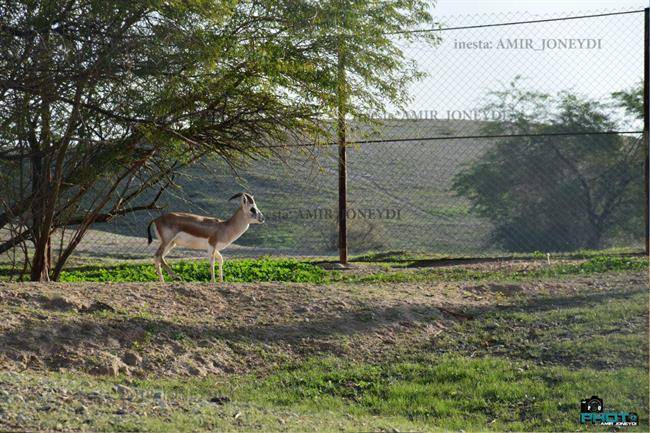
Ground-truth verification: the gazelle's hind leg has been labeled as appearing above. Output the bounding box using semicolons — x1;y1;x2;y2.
154;243;167;283
152;223;173;283
160;240;179;280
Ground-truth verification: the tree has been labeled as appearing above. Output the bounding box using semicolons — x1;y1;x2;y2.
453;80;643;252
0;0;438;280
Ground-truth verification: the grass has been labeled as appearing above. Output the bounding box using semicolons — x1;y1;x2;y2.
337;255;648;284
2;281;647;432
432;283;648;371
1;251;647;431
53;254;648;283
248;356;646;432
350;246;642;263
2;356;646;432
58;257;326;283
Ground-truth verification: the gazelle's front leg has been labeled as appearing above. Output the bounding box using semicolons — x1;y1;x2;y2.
210;248;223;284
208;248;224;285
209;246;217;284
215;251;224;284
208;237;224;285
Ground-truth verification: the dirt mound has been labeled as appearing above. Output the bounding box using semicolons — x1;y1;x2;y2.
0;274;641;377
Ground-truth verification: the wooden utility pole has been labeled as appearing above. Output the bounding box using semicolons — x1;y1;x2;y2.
337;29;348;265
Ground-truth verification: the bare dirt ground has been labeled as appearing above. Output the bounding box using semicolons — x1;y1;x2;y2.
0;267;645;379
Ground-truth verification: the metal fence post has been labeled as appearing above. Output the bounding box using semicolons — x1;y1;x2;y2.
643;8;650;255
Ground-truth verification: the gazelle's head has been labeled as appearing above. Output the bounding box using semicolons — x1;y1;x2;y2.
229;192;265;224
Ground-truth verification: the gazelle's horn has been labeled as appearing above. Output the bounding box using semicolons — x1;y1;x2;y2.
229;192;254;203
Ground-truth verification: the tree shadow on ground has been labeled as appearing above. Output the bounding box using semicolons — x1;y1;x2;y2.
0;283;646;373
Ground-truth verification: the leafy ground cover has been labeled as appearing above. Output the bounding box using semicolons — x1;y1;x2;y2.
52;254;647;284
57;258;327;283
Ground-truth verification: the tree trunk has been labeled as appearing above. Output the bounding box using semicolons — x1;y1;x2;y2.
584;222;603;250
30;236;51;281
29;135;52;282
30;31;53;282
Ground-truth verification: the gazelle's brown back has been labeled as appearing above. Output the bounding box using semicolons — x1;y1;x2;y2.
155;212;223;240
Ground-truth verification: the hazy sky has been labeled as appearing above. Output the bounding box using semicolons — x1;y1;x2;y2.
393;0;645;128
434;0;645;15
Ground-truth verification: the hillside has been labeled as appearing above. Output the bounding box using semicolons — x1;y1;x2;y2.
70;118;644;262
82;119;495;260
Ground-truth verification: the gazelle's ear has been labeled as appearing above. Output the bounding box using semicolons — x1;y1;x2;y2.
228;192;243;201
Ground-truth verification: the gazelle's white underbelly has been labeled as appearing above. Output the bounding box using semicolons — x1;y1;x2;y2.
173;233;210;250
172;232;230;251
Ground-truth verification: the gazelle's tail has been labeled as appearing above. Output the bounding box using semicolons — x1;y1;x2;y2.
147;221;154;245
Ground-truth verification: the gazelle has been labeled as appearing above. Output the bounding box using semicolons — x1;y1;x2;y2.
147;192;265;284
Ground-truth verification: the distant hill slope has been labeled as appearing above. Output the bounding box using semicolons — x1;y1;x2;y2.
92;119;495;257
83;119;643;259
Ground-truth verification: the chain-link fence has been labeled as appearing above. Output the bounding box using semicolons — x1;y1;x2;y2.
6;7;646;264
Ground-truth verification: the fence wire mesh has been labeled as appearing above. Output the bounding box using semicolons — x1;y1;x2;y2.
2;7;646;266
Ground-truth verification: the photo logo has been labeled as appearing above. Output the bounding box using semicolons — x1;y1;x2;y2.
579;396;638;426
580;395;603;413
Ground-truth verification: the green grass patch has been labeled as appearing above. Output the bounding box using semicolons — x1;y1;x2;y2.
433;285;648;371
336;255;648;284
59;257;326;283
249;355;647;432
3;355;646;432
349;247;643;264
52;254;647;283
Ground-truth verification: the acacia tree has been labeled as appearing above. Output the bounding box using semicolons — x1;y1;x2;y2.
453;80;643;252
0;0;437;280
